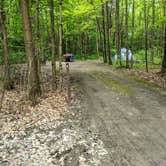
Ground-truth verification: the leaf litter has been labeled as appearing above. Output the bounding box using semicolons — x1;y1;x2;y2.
0;64;109;166
122;68;166;88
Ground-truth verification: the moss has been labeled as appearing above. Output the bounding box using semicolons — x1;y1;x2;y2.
131;76;166;94
132;76;160;88
0;76;14;90
0;77;4;87
117;70;163;89
90;71;134;96
112;69;166;94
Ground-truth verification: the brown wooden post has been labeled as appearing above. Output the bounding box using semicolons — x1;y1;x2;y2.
66;62;71;104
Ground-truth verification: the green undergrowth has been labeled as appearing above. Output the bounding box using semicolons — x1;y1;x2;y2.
113;61;161;70
75;54;102;60
90;71;134;96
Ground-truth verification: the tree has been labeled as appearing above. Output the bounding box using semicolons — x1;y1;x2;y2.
161;0;166;74
0;0;12;90
96;22;99;58
102;2;107;63
144;0;149;72
105;1;112;65
59;0;63;89
116;0;122;66
125;0;129;68
50;0;57;89
34;0;41;78
131;0;135;68
19;0;41;103
161;27;166;74
150;0;155;64
0;0;165;75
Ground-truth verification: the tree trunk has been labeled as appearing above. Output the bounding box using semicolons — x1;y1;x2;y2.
65;38;68;53
80;34;83;58
106;1;112;65
96;17;103;57
150;0;155;64
144;0;149;72
116;0;122;66
59;0;63;89
161;27;166;74
121;0;125;49
102;2;107;63
20;0;41;103
84;32;88;59
125;0;129;68
0;1;12;90
35;0;41;81
131;0;135;68
50;0;57;89
161;1;166;74
96;22;99;58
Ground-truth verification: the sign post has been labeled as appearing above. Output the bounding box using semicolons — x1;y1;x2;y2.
66;62;71;104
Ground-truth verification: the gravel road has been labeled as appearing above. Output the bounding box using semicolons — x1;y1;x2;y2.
70;60;166;166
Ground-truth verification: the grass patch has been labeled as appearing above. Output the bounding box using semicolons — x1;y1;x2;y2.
130;75;161;88
0;77;4;88
131;75;166;95
112;60;161;70
90;71;134;95
75;54;103;61
112;69;166;95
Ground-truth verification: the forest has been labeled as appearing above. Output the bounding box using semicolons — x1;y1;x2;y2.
0;0;166;94
0;0;166;165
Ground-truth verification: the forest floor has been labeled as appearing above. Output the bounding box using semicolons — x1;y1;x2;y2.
0;61;166;166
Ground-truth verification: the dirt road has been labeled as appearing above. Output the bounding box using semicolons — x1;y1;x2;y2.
70;61;166;166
